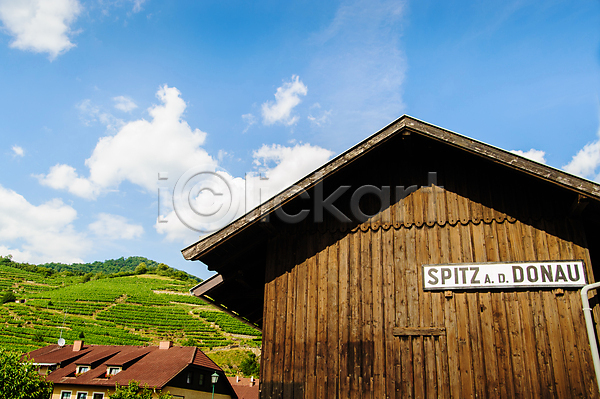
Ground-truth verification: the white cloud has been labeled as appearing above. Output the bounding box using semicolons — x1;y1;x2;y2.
217;150;228;162
38;85;215;199
563;140;600;179
11;145;24;157
0;246;33;263
77;99;99;124
89;213;143;239
0;0;81;60
37;164;100;199
154;142;333;243
563;119;600;181
261;75;308;126
35;84;333;243
155;209;201;244
77;99;124;131
94;0;147;18
308;107;332;127
132;0;146;13
242;113;256;133
113;96;138;112
510;149;546;164
0;184;90;263
154;167;245;244
248;143;334;207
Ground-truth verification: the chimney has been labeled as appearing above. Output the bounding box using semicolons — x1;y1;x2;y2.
236;376;240;383
159;341;173;350
250;376;255;386
73;340;83;352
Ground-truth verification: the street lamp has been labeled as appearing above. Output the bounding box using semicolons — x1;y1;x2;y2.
211;372;219;399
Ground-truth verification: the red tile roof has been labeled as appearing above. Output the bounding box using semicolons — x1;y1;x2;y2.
227;377;259;399
104;347;151;366
192;349;221;370
28;344;91;364
29;344;223;389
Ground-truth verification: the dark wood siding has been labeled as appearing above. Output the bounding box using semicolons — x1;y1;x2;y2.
183;119;600;399
260;180;599;398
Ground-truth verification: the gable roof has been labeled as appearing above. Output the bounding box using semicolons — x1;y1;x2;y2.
28;344;223;389
183;115;600;262
183;115;600;327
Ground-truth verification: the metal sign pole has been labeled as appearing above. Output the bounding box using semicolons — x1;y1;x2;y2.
581;282;600;394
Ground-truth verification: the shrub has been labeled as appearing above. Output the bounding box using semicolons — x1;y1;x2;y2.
1;291;15;304
239;353;260;378
108;381;172;399
0;349;53;399
135;263;147;275
157;263;169;271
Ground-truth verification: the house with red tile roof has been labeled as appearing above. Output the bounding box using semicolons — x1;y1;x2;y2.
226;376;258;399
28;341;237;399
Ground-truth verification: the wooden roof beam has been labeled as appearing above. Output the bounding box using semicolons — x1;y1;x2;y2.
570;194;589;217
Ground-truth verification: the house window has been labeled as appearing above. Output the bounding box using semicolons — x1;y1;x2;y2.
198;373;204;386
92;393;104;399
60;392;72;399
107;366;121;376
76;365;90;374
186;372;192;384
76;392;88;399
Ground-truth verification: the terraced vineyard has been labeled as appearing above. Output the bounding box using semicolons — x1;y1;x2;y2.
0;264;261;354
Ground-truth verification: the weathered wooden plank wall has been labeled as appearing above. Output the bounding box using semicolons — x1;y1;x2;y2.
260;181;599;398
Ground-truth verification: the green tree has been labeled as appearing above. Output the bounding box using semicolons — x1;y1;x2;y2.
157;263;169;271
173;270;188;281
35;266;54;277
135;262;147;275
0;349;53;399
81;272;94;283
108;381;172;399
239;352;260;378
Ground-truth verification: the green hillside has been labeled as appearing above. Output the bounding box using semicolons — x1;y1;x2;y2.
3;255;200;282
0;263;261;364
39;256;162;275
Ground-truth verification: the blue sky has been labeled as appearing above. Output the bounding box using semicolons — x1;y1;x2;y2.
0;0;598;280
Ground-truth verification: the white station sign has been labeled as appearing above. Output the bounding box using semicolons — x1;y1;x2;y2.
423;260;586;291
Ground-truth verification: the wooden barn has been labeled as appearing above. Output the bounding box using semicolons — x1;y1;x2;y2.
184;116;600;398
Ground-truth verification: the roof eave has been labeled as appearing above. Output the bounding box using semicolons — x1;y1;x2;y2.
189;273;223;296
189;282;263;332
